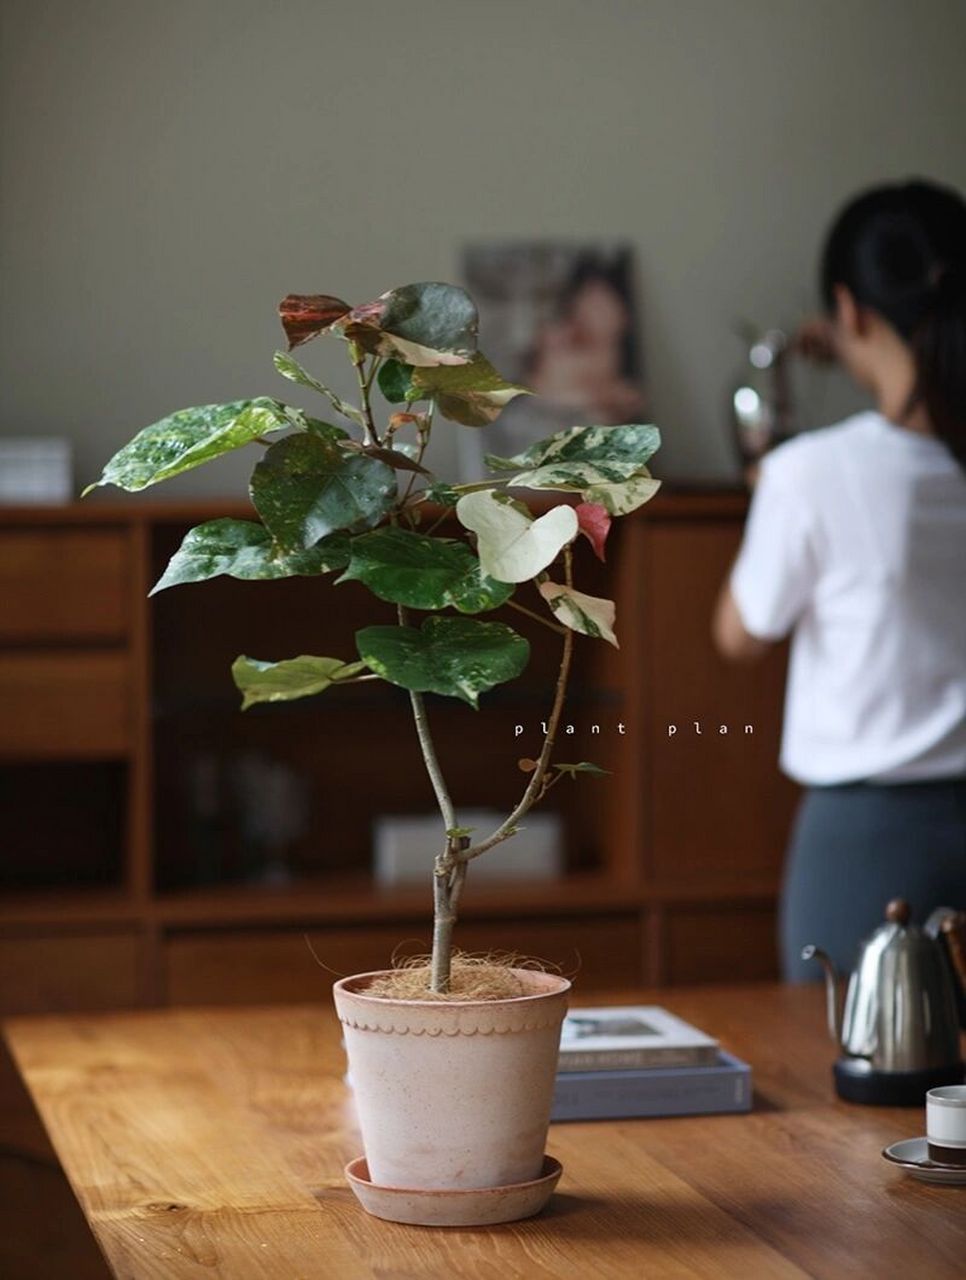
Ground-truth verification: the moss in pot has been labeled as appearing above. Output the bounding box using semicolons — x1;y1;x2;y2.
86;282;662;1223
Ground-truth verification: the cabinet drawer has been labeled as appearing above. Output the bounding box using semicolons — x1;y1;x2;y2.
0;931;141;1015
0;651;131;757
164;915;643;1005
0;529;129;642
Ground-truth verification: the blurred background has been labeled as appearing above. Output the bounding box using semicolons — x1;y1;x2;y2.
1;2;965;1273
4;0;965;490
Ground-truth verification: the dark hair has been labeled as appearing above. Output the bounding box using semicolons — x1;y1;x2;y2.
820;179;966;469
559;248;642;378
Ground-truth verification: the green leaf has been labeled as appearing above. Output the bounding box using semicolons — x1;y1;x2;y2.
273;351;332;399
273;352;366;429
150;518;350;595
377;358;418;403
455;490;578;583
338;527;513;613
553;761;611;778
356;615;529;707
424;481;461;507
250;433;397;551
538;581;618;647
410;353;531;426
232;654;366;710
335;282;479;367
339;441;431;475
84;399;291;494
304;420;350;443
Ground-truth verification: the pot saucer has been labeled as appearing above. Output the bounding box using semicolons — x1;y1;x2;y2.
882;1137;966;1185
344;1154;563;1225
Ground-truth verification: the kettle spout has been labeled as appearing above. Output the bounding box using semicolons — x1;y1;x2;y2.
801;945;844;1044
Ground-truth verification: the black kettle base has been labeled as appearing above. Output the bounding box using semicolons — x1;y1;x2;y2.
833;1058;966;1106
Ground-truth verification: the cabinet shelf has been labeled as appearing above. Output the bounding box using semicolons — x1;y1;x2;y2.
153;870;640;928
1;493;798;1011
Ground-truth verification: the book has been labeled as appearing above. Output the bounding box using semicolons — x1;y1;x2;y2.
557;1005;719;1073
550;1051;752;1123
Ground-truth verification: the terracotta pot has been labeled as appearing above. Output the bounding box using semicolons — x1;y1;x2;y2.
333;968;571;1192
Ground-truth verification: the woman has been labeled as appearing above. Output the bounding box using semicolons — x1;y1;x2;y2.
713;179;966;980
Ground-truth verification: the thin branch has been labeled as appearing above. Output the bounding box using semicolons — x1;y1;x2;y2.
506;599;568;636
399;399;433;507
352;351;381;448
397;603;456;833
457;547;576;865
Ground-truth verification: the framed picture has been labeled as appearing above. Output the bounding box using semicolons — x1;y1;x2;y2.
458;241;646;478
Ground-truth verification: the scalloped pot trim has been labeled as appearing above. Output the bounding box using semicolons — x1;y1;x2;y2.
338;1015;562;1035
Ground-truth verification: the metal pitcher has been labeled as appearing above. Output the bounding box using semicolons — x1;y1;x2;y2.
802;899;966;1105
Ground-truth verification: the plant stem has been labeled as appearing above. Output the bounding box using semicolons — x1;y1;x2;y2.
353;351;381;448
400;399;433;507
506;599;568;636
457;547;575;866
397;602;462;993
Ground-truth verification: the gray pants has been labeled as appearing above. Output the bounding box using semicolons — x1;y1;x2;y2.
779;778;966;982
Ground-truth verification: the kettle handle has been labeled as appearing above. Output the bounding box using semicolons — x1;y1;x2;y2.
940;912;966;994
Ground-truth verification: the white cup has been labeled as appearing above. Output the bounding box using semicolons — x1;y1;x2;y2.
926;1084;966;1166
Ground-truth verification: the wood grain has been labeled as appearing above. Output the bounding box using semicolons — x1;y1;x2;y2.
5;984;964;1279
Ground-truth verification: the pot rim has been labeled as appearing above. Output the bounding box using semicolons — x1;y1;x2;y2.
333;967;571;1008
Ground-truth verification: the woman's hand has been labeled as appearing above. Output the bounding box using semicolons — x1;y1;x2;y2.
793;314;838;364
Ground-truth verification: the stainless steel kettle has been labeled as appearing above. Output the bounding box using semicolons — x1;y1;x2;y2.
803;899;966;1105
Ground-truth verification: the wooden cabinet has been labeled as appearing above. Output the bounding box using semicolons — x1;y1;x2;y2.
0;931;141;1015
0;494;797;1011
0;651;131;758
0;528;129;643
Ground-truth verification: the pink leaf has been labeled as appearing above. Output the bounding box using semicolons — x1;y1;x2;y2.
575;502;611;562
279;294;352;349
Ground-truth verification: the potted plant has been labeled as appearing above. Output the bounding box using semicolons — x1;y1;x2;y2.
86;282;661;1225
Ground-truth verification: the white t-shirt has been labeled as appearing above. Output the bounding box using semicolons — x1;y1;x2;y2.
730;411;966;785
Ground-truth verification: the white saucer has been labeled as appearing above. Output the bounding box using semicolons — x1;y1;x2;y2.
882;1137;966;1185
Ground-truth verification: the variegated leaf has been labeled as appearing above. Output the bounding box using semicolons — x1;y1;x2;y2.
333;282;478;367
338;527;512;613
538;581;618;647
356;615;529;708
584;470;662;515
411;353;531;426
505;458;643;489
486;423;661;472
151;518;350;595
83;399;292;494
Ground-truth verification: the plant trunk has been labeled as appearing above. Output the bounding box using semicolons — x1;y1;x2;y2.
431;872;455;993
430;856;466;993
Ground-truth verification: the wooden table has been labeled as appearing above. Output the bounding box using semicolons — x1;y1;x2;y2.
4;984;964;1279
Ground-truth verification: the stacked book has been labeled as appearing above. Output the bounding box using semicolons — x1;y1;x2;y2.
551;1005;752;1122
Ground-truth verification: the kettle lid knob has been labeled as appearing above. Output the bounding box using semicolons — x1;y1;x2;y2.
885;898;911;925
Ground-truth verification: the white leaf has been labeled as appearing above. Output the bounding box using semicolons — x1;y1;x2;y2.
456;492;578;583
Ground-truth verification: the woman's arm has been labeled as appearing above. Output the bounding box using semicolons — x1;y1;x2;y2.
712;580;775;663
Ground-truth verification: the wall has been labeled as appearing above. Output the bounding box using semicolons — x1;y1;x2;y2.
2;0;965;494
